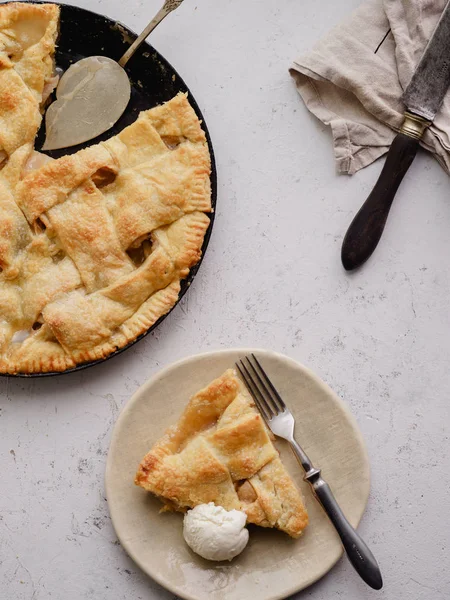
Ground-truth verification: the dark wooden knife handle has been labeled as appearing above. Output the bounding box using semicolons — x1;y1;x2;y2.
341;132;420;271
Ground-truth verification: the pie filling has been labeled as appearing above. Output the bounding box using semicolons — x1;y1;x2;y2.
135;370;309;539
0;4;212;374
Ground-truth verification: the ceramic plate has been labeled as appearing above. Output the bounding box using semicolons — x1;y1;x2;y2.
105;349;370;600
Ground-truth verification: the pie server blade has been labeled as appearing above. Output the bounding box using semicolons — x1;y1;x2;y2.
43;0;185;150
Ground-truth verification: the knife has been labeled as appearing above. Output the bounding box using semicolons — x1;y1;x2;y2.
341;1;450;270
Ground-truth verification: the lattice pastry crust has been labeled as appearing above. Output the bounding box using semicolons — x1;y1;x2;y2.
135;370;309;538
0;4;211;373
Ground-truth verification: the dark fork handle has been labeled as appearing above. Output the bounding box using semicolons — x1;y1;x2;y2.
341;112;430;270
290;437;383;589
309;475;383;590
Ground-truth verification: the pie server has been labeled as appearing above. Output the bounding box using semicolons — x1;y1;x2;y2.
43;0;185;150
341;0;450;270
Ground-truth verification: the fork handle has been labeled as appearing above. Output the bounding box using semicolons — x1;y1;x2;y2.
289;439;382;589
309;475;383;590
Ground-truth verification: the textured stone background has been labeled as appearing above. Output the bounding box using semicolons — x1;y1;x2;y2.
1;0;450;598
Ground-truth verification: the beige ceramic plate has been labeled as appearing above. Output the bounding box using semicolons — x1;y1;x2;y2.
105;349;370;600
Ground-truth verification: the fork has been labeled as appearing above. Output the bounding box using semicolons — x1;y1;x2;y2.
236;354;383;591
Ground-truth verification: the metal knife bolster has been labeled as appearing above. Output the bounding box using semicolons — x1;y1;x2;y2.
399;2;450;141
399;111;431;140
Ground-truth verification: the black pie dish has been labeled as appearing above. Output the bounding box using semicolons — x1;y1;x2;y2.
2;1;216;377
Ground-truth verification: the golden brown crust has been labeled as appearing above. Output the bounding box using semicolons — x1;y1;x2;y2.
0;2;58;274
16;145;120;224
42;213;209;354
0;64;211;371
0;3;59;153
0;0;211;374
135;370;309;538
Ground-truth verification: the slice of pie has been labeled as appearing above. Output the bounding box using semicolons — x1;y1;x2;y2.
135;369;309;538
0;4;211;374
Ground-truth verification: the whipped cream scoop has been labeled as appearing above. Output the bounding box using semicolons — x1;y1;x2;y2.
183;503;249;562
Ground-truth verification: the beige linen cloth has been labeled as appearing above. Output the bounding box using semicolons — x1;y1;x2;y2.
290;0;450;175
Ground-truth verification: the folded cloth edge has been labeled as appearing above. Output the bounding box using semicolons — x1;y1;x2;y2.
289;0;450;177
290;66;392;175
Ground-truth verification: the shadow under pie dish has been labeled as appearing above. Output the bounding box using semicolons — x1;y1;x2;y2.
0;3;212;375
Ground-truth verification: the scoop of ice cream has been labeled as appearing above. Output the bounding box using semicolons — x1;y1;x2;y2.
183;503;249;561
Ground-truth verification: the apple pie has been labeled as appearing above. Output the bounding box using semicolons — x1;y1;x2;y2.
135;369;309;538
0;4;211;374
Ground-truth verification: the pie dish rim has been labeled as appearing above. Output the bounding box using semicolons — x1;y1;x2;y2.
0;1;217;378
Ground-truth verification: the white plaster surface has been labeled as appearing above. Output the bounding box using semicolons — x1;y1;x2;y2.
1;1;450;598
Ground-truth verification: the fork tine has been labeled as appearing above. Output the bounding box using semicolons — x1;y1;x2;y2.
244;357;279;415
236;361;273;420
251;353;286;411
245;355;283;414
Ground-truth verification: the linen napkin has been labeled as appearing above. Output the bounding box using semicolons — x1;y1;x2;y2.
290;0;450;175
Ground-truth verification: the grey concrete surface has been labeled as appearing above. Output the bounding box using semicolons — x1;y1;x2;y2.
1;1;449;598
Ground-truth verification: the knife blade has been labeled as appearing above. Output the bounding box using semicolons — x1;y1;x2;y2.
341;1;450;270
404;4;450;121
